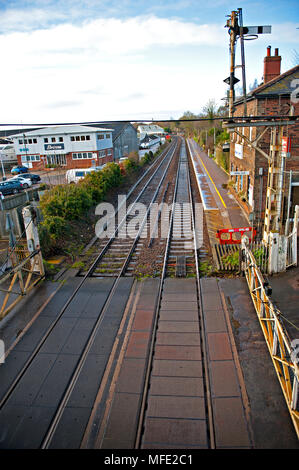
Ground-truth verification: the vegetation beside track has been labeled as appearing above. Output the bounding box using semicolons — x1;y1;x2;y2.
38;143;171;271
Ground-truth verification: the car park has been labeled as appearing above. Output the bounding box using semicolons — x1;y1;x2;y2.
17;173;41;184
0;179;24;195
11;165;29;175
10;175;33;188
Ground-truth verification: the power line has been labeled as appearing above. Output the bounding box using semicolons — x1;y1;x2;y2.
0;114;298;128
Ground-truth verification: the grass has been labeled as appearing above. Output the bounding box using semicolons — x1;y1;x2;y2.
199;261;214;276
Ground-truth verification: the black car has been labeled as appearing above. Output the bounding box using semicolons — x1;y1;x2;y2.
21;173;41;184
0;180;24;195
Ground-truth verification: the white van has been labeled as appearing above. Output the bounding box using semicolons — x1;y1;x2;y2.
66;168;95;184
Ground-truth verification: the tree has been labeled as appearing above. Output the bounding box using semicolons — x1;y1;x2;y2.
202;99;218;121
249;78;259;91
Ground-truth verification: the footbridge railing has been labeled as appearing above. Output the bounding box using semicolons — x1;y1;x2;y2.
241;238;299;439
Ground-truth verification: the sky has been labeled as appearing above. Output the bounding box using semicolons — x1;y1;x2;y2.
0;0;298;127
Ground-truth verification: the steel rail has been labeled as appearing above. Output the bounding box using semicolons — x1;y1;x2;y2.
186;143;216;449
134;138;215;448
87;140;179;275
81;139;177;256
0;139;178;412
134;138;182;448
40;134;180;448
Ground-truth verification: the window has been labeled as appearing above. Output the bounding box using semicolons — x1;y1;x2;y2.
19;139;23;144
81;135;85;141
59;137;63;142
44;138;48;143
106;134;111;139
86;135;90;140
73;152;93;160
46;154;66;166
24;139;27;144
33;138;37;144
76;136;80;141
98;134;104;140
28;139;32;144
99;150;105;158
107;149;112;156
51;137;56;143
71;136;75;141
21;155;40;162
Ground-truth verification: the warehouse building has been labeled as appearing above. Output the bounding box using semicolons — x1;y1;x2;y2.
10;125;114;170
88;121;138;160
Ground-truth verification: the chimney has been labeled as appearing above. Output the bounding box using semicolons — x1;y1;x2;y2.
263;46;281;84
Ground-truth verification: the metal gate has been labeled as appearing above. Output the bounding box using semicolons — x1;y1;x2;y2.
286;205;298;269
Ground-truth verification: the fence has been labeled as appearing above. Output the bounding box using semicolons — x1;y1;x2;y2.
215;241;269;273
241;239;299;439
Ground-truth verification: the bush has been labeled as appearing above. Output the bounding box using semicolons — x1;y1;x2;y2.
40;184;93;220
38;223;53;258
123;158;138;174
42;215;69;240
39;163;123;225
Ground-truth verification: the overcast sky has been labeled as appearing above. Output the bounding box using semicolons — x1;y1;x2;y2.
0;0;298;126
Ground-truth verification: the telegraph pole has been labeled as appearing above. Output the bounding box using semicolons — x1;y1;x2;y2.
226;10;238;117
238;7;247;116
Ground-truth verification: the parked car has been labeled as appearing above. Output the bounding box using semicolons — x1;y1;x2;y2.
10;175;33;188
0;179;24;195
17;173;41;184
11;165;29;175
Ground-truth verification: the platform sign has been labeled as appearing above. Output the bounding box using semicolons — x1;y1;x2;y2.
230;170;249;176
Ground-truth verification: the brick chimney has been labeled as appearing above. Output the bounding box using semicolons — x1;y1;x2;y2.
263;46;281;83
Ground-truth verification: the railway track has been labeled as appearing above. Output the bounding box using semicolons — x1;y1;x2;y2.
0;138;181;449
78;138;180;278
0;138;253;449
133;140;215;448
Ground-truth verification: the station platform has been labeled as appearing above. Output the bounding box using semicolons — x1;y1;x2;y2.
187;138;249;247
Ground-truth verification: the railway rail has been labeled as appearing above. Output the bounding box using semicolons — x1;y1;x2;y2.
0;138;181;449
134;140;215;448
0;138;256;449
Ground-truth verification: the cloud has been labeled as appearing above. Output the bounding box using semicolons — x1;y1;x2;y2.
0;11;298;124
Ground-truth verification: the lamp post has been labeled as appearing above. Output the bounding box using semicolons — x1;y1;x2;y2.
0;151;5;180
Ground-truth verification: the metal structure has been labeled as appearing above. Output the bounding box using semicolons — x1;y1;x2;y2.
241;237;299;438
224;8;271;117
0;208;44;319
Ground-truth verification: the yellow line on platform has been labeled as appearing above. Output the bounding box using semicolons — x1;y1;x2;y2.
192;141;227;209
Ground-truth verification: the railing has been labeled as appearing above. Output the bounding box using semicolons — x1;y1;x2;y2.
241;239;299;439
215;241;269;273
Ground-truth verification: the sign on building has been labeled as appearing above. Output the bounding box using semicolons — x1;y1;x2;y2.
235;143;243;159
44;143;65;152
281;137;291;158
230;170;249;176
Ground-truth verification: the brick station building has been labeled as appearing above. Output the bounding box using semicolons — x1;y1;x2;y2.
229;46;299;234
10;125;114;171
